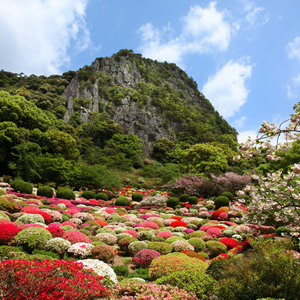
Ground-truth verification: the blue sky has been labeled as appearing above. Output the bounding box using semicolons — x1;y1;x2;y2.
1;0;300;143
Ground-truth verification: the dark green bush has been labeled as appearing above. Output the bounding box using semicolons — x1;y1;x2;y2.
166;197;179;209
95;192;108;201
208;240;300;300
188;196;198;205
37;186;54;198
214;196;230;209
31;249;59;259
179;193;190;202
14;181;33;194
81;190;96;199
147;242;172;255
132;193;144;202
10;178;24;190
131;268;150;281
0;196;20;213
115;196;130;206
56;187;75;200
113;265;130;277
155;270;218;300
41;198;50;205
221;191;233;200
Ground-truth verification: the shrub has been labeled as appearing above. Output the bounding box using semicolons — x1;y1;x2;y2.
110;281;197;299
31;249;60;259
14;181;33;194
137;230;155;241
0;259;109;299
95;192;108;200
0;196;20;213
37;186;54;198
112;265;130;277
128;241;148;256
0;211;10;221
188;196;198;205
220;238;239;250
0;223;20;244
188;237;206;252
118;236;138;252
132;192;144;202
214;196;230;209
181;250;206;261
166;196;179;208
81;190;96;200
133;249;161;268
165;236;186;244
179;193;190;202
221;191;234;200
115;196;130;206
95;233;117;245
169;220;187;228
14;227;52;252
67;242;94;258
17;213;45;224
155;270;218;300
46;226;64;238
45;237;71;258
149;253;208;280
0;245;23;258
56;187;75;200
205;240;227;258
147;242;172;255
171;240;194;252
63;230;92;244
208;241;300;300
187;231;206;238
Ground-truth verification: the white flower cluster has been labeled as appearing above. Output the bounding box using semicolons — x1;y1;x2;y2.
78;259;118;284
139;194;167;207
67;242;94;258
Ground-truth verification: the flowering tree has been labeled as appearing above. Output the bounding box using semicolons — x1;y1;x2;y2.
234;102;300;238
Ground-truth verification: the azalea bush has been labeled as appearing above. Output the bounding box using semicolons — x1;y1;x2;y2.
0;259;109;299
133;249;161;268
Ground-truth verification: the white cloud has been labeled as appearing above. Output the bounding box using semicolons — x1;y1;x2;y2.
234;116;247;128
286;36;300;99
0;0;90;75
237;130;257;144
137;2;231;65
202;59;252;118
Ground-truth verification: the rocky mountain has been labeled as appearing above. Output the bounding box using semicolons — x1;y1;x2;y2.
62;49;237;154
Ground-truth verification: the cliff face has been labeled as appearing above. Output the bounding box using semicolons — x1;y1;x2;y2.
63;49;237;154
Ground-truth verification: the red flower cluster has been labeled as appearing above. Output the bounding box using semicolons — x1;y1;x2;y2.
181;250;205;261
169;220;187;228
0;224;20;244
27;211;53;224
46;226;65;238
0;259;109;299
220;238;239;250
63;231;92;244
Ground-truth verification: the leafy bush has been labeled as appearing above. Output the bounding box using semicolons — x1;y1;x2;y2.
166;196;179;208
149;253;208;280
207;240;300;300
0;196;20;213
14;227;52;252
0;223;20;244
37;185;54;198
91;244;115;263
14;181;33;194
132;192;144;202
63;230;92;244
205;240;227;258
95;192;108;200
221;191;234;200
155;270;218;300
56;187;75;200
179;193;190;202
45;237;71;258
115;196;130;206
81;190;95;200
118;236;138;253
214;196;230;209
31;248;60;259
188;237;206;252
112;265;130;277
147;241;172;255
0;259;109;299
128;241;148;256
0;245;23;258
188;196;198;205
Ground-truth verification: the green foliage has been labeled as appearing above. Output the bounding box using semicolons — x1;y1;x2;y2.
95;192;108;201
208;240;300;300
131;192;144;202
181;143;228;175
188;238;206;252
131;268;150;281
147;242;173;255
152;138;182;164
56;187;75;200
113;265;130;277
0;246;23;258
155;270;218;300
31;248;60;259
13;180;33;194
214;196;230;209
81;190;96;199
115;196;130;206
166;197;180;209
205;240;227;258
221;191;234;200
179;193;190;202
188;196;198;204
0;196;20;213
37;185;54;198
